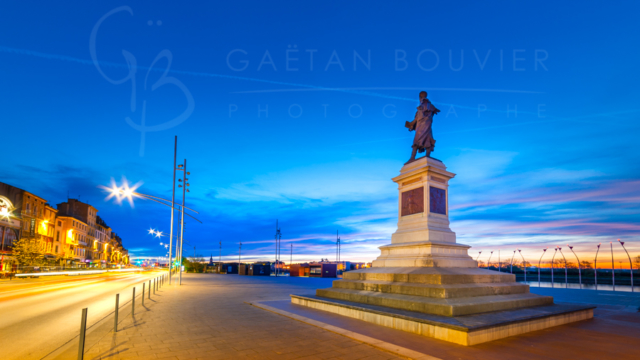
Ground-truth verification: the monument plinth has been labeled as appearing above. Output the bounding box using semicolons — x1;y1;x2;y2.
291;92;594;346
373;157;477;268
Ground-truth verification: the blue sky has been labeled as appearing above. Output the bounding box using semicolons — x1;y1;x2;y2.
1;1;639;265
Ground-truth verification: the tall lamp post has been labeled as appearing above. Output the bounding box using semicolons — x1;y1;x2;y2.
487;251;493;270
518;249;526;283
177;159;190;286
275;221;282;276
551;247;558;287
538;248;547;287
100;172;201;285
476;251;482;268
169;136;177;283
558;247;568;288
610;242;615;291
595;243;601;290
618;239;633;292
568;245;582;289
510;250;516;274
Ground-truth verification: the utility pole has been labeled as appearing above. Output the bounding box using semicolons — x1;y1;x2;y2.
168;136;177;283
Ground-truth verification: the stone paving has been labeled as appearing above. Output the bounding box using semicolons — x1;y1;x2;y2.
51;273;640;360
72;274;403;360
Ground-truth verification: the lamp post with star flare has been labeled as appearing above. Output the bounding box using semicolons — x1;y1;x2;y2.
100;174;201;285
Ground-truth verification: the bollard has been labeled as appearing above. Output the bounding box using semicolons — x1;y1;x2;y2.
142;283;145;307
153;279;156;295
114;294;119;332
148;280;151;299
78;308;88;360
132;287;136;315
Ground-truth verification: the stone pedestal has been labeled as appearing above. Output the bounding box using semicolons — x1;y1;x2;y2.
292;156;594;346
373;157;476;268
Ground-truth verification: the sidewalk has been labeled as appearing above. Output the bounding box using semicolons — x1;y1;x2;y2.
61;274;402;360
55;274;640;360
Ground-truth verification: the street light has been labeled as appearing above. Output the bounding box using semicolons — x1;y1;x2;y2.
101;173;201;286
610;242;615;291
558;247;568;288
595;243;601;290
510;250;516;274
275;220;282;277
618;239;633;292
487;251;493;270
518;249;526;283
538;248;547;287
568;245;582;289
551;247;558;287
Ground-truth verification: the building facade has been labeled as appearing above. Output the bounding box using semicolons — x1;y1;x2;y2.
0;181;129;273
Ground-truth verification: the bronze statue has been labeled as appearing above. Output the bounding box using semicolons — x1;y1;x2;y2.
405;91;440;162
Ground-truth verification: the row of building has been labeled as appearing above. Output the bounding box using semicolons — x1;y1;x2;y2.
205;259;370;278
0;181;129;273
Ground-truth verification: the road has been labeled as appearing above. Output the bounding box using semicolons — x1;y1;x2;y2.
0;270;166;360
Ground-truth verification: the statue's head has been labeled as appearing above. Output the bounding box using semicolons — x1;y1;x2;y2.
419;91;427;100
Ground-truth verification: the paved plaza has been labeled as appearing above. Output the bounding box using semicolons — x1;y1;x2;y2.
53;274;640;360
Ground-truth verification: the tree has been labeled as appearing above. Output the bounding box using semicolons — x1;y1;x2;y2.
634;256;640;271
580;261;593;269
11;238;45;266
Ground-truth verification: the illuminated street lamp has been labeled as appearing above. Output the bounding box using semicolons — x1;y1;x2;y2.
568;245;582;289
551;247;558;287
510;250;516;274
595;243;601;290
558;247;568;288
618;239;633;292
538;248;547;287
518;249;526;282
101;174;201;285
610;242;615;291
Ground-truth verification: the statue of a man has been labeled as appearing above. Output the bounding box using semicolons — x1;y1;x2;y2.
405;91;440;162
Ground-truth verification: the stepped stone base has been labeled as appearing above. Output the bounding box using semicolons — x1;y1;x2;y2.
291;295;594;346
317;267;553;317
293;267;594;345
